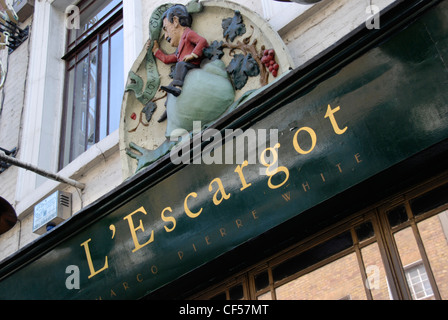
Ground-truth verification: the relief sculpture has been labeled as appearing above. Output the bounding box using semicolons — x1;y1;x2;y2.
120;0;294;177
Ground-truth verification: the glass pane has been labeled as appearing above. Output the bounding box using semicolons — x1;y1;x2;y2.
410;183;448;216
110;18;122;35
77;45;89;62
272;231;353;283
405;263;434;300
100;40;109;141
79;0;121;35
361;242;393;300
275;253;367;300
71;56;90;160
87;49;98;149
355;221;375;242
387;205;408;227
255;271;269;291
418;211;448;299
257;292;272;300
394;227;435;300
229;284;244;300
108;28;124;134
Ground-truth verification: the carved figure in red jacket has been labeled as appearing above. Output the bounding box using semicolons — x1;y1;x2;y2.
152;5;209;99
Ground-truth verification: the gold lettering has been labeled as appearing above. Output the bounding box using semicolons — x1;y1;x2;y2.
151;265;158;275
293;127;317;155
178;251;184;260
161;206;176;232
123;282;130;291
325;104;347;135
205;235;211;245
252;210;258;220
80;238;109;279
234;160;252;191
184;192;203;218
219;228;227;237
302;181;310;192
123;206;155;253
336;163;343;173
209;178;231;205
192;243;197;252
260;143;290;189
110;289;117;297
320;173;326;182
355;153;362;163
136;274;143;282
236;219;243;229
282;192;291;202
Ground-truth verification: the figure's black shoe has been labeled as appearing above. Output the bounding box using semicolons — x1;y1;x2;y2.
157;110;167;122
161;85;181;97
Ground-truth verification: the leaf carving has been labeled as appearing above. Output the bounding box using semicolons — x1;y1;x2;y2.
222;11;246;42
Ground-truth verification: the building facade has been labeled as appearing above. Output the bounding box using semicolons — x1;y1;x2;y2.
0;0;447;300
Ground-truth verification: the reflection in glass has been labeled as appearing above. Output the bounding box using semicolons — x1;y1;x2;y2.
361;243;392;299
87;49;98;149
275;253;367;300
272;231;353;283
418;211;448;299
257;292;271;300
405;262;434;300
394;227;435;300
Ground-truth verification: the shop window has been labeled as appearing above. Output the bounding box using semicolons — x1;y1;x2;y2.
192;180;448;300
59;0;123;169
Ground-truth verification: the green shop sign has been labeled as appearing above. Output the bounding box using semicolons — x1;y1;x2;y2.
1;0;447;300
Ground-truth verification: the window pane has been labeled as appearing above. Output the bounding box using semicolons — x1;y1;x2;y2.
79;0;121;36
71;55;89;160
418;211;448;299
100;40;109;141
355;221;375;242
272;231;353;282
229;284;244;300
108;27;124;134
405;263;434;300
393;227;435;300
255;271;269;291
87;49;98;149
387;205;408;227
410;183;448;216
275;253;367;300
361;242;393;299
257;292;271;300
